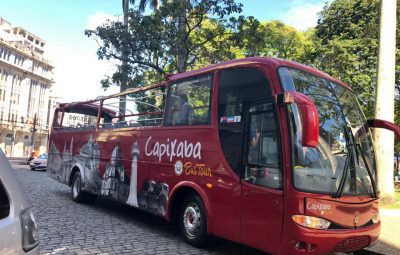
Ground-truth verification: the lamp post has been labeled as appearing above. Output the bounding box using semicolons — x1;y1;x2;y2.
30;113;37;156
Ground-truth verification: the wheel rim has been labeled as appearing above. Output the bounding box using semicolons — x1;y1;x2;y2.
72;176;80;198
183;202;201;238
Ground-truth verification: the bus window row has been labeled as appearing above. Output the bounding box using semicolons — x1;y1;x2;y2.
54;74;213;131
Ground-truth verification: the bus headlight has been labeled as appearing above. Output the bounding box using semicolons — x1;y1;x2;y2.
292;215;331;229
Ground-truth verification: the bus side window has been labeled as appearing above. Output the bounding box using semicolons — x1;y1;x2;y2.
164;74;212;126
100;85;165;128
60;106;99;131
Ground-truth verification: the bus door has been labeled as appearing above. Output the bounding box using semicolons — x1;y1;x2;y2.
240;99;283;251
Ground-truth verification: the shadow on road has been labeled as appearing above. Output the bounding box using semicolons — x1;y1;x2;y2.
48;178;266;255
89;197;267;255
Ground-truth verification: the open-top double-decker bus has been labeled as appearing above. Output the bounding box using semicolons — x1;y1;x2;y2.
48;57;400;255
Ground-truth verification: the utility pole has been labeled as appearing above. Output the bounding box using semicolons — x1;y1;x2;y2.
374;0;397;204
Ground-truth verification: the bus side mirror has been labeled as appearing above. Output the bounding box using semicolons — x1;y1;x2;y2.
277;92;319;148
356;119;400;140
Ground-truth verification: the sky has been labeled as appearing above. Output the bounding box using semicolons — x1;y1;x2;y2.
0;0;328;103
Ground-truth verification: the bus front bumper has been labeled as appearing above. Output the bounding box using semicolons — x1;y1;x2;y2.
284;221;380;255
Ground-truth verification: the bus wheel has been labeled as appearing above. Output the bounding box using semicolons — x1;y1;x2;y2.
71;172;97;203
179;194;207;247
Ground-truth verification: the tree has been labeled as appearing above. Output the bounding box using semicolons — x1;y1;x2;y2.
137;0;159;11
263;20;309;61
313;0;380;118
85;0;243;88
313;0;400;204
231;16;266;57
119;0;159;115
120;0;134;116
185;18;243;68
232;18;312;61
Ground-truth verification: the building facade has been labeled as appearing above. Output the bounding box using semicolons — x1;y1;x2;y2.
0;18;54;157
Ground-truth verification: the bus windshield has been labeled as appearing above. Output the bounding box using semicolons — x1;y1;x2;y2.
279;67;377;197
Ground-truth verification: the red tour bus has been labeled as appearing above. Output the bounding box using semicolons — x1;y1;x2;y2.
48;57;400;255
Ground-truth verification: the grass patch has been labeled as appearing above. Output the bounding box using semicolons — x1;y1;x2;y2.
380;190;400;209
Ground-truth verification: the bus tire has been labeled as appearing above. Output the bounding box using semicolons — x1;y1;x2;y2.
179;193;208;247
71;171;97;203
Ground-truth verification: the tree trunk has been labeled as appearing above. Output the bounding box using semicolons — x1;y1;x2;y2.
119;0;130;118
177;0;187;73
374;0;397;205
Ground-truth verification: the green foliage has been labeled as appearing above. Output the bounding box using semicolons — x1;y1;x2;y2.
232;18;312;61
182;17;240;70
312;0;381;118
263;20;308;61
231;16;266;57
85;0;243;90
85;9;168;86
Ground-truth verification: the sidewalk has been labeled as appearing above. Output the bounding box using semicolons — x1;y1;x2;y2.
366;209;400;254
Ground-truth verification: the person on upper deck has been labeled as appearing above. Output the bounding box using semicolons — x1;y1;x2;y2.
175;94;193;125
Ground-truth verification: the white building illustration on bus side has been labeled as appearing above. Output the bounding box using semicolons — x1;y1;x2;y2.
48;136;170;216
101;144;130;202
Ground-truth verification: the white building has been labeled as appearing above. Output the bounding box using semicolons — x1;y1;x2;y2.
0;17;55;157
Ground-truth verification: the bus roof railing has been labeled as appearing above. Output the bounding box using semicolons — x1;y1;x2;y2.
59;82;167;110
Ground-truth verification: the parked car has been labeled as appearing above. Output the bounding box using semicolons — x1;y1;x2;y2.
0;149;39;254
30;153;48;171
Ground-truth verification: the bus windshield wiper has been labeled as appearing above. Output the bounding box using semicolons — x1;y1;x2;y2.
333;125;378;198
351;124;378;198
333;144;351;198
355;143;378;198
333;126;355;198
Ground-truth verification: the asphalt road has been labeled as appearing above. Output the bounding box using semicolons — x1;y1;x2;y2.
11;161;398;255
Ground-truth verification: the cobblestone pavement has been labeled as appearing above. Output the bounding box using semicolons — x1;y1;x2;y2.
12;163;266;255
10;161;399;255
